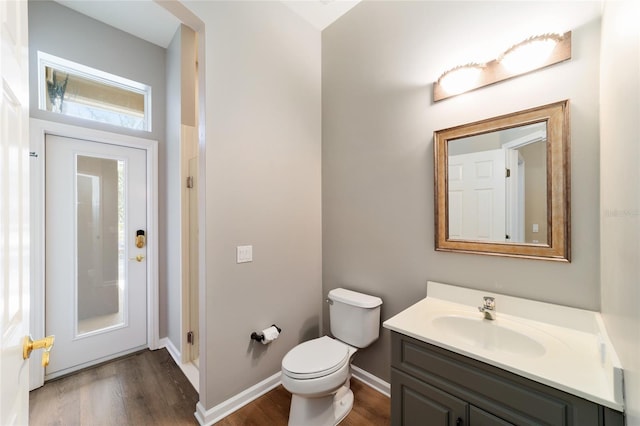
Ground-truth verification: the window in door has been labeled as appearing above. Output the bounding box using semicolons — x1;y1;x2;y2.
76;155;126;336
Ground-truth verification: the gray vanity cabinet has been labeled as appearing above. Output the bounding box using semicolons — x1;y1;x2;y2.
390;332;624;426
392;368;467;425
392;369;510;426
469;406;514;426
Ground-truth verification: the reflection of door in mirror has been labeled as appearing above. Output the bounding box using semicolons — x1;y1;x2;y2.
447;122;547;245
448;149;506;241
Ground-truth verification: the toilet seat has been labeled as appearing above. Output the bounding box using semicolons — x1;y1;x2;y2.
282;336;349;380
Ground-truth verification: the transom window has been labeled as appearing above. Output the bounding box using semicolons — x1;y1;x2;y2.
38;52;151;131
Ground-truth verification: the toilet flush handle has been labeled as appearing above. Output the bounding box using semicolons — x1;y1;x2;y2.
326;298;333;305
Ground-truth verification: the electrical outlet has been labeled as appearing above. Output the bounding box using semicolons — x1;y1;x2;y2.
237;245;253;263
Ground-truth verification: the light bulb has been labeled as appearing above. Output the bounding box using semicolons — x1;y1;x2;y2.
438;64;484;95
500;35;560;74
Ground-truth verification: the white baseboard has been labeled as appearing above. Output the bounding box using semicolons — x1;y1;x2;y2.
351;365;391;397
159;337;181;364
193;366;389;425
195;372;282;426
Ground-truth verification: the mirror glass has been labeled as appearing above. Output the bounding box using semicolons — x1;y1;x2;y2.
447;122;547;244
434;101;570;261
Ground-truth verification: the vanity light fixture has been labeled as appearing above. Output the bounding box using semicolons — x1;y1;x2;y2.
433;31;571;102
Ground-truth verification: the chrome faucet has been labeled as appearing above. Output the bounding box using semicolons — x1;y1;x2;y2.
478;296;496;320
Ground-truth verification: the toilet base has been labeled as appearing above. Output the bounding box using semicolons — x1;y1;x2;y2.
333;384;354;424
288;383;354;426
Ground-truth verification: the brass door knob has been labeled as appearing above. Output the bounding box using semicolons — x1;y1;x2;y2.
129;255;145;262
23;335;55;367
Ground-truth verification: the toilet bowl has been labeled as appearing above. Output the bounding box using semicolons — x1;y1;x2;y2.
282;336;357;426
282;336;356;396
281;288;382;426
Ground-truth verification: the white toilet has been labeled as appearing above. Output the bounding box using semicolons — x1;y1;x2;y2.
281;288;383;426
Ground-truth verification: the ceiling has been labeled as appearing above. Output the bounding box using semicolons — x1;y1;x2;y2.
55;0;362;48
281;0;361;31
55;0;181;48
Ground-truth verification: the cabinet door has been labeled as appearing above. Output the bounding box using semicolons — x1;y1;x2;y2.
470;405;515;426
392;369;467;426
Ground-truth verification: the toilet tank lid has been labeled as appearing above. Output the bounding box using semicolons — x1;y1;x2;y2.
328;288;382;308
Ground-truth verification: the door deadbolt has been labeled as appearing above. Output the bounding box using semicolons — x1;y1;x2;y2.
136;230;146;248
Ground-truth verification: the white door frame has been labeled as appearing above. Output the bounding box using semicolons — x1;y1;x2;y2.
29;118;159;390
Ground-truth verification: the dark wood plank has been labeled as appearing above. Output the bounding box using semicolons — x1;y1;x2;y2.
79;367;128;426
343;379;391;426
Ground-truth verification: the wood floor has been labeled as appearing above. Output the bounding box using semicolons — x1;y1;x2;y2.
30;349;390;426
30;349;199;426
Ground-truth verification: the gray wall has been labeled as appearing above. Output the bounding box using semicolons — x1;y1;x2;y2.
322;1;602;382
183;1;322;409
28;0;170;337
521;142;547;243
600;1;640;423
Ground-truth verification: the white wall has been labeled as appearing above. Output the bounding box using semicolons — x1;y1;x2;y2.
600;1;640;423
322;1;603;381
183;0;322;410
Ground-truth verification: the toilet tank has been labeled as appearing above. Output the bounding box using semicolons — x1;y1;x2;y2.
328;288;383;348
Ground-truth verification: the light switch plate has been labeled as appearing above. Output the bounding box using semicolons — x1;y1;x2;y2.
237;245;253;263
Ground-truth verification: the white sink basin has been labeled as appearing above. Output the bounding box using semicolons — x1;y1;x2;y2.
431;314;546;358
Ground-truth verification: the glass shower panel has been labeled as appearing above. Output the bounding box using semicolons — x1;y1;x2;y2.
76;155;126;336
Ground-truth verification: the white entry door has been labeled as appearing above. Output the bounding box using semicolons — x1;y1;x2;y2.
45;134;148;379
448;149;506;241
0;0;30;424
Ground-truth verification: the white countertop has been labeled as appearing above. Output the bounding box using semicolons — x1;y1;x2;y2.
383;281;625;412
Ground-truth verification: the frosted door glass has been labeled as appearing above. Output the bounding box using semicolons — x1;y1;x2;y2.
76;156;126;336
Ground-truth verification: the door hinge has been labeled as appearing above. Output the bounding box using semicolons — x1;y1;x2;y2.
187;331;194;345
505;168;511;178
186;176;194;188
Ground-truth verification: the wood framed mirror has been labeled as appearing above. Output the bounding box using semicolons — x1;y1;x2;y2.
434;100;570;261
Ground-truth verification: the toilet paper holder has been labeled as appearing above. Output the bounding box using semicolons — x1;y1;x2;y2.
251;324;282;343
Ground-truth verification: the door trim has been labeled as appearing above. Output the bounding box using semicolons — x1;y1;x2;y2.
29;118;159;389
